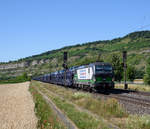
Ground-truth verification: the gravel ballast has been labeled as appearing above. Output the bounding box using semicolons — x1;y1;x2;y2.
0;82;37;129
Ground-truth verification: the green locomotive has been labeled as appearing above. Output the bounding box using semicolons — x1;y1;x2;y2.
73;62;114;91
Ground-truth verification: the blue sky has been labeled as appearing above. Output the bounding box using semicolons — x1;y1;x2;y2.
0;0;150;62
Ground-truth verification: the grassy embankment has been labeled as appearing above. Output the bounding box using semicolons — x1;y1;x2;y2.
31;80;150;129
30;81;108;129
115;83;150;92
47;92;100;129
29;82;66;129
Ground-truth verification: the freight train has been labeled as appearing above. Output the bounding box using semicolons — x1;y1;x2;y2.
33;62;114;91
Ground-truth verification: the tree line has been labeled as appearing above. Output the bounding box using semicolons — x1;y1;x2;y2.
111;54;150;85
0;72;31;84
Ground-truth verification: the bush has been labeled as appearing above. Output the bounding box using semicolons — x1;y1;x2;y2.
0;72;30;84
110;54;123;82
127;65;136;81
144;58;150;85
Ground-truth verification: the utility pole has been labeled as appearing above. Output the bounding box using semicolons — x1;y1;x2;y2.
97;53;101;62
63;52;68;86
123;51;128;89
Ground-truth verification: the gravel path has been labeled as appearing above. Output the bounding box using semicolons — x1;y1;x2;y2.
0;82;37;129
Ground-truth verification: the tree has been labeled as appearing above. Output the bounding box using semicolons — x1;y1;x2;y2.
22;72;28;79
127;65;136;81
96;53;104;62
77;57;97;66
16;72;29;82
111;54;123;82
144;58;150;85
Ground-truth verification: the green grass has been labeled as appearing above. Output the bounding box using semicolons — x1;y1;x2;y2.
29;82;66;129
50;96;100;129
73;96;127;118
72;92;91;100
33;81;111;129
0;79;28;84
115;83;150;92
35;81;127;119
125;115;150;129
0;73;30;84
32;81;150;129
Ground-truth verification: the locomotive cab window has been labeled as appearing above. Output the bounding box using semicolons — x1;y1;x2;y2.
95;65;103;72
104;65;112;71
95;65;112;73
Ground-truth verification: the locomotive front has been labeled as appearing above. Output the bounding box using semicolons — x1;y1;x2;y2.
93;63;114;89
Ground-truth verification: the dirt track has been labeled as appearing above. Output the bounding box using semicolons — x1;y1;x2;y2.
0;82;37;129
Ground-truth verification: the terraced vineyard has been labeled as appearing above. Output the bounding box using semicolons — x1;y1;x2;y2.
1;31;150;79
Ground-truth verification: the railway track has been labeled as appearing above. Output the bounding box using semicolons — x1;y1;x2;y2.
94;89;150;108
37;81;150;114
111;88;150;96
91;88;150;114
73;87;150;114
47;83;150;109
108;94;150;107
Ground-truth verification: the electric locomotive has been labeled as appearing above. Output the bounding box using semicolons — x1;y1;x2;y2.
73;62;114;90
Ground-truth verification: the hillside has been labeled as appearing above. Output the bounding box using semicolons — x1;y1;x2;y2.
0;30;150;79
